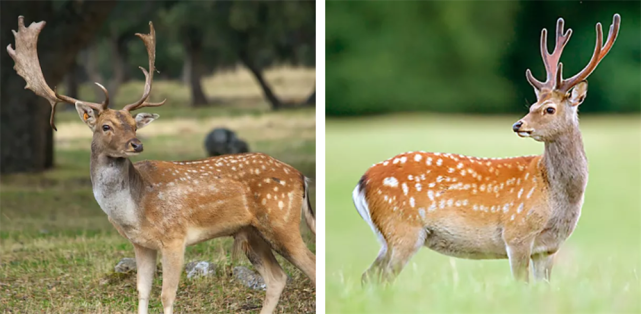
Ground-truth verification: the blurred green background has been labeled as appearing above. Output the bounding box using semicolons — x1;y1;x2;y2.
326;1;640;116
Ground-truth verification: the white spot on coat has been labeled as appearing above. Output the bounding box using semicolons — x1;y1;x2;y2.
527;187;535;199
383;177;399;187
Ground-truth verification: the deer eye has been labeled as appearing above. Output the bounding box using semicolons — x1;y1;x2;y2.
545;107;556;114
102;125;111;132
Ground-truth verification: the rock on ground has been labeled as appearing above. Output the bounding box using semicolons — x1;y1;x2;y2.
114;258;137;273
185;261;216;279
233;266;266;291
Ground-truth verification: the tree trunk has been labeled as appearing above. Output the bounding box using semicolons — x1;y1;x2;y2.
239;54;283;110
181;55;191;85
184;35;208;107
0;0;116;174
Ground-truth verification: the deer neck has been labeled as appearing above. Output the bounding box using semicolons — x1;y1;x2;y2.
542;124;588;205
89;145;145;228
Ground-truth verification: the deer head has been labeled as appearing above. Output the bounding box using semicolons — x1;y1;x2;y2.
513;14;620;142
7;16;166;157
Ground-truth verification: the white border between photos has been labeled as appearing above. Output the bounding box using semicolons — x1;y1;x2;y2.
315;0;326;313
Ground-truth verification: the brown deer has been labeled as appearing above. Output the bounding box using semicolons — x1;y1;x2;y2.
353;14;620;283
7;16;315;314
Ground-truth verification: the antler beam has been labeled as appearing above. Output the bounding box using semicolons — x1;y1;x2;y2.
123;22;166;112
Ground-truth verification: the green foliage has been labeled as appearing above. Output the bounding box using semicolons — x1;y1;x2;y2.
88;1;315;81
325;115;641;312
326;1;640;115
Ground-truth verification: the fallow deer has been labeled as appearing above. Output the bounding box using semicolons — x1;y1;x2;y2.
7;16;315;314
353;14;620;283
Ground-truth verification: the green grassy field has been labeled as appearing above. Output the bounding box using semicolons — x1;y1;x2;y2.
0;68;316;313
326;114;641;313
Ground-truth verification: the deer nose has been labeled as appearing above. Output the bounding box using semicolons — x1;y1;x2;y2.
129;139;143;152
512;121;523;132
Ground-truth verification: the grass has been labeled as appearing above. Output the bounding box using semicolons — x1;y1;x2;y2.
0;67;316;313
326;114;641;313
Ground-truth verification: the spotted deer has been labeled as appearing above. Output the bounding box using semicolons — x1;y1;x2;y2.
7;17;315;314
353;14;620;283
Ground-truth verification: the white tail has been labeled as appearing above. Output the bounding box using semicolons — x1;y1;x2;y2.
354;14;621;284
7;16;315;314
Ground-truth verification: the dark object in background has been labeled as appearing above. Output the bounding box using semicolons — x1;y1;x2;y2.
204;128;250;157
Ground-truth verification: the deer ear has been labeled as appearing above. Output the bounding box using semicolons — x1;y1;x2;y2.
75;103;97;131
568;81;588;107
135;113;159;129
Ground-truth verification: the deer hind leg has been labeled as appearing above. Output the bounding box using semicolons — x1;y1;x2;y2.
133;244;157;314
382;227;426;283
160;243;185;314
531;252;556;282
365;226;426;284
361;242;390;285
273;232;316;284
254;195;316;284
256;222;316;284
234;229;288;314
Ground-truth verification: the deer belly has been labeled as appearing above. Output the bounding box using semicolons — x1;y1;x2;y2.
424;220;507;259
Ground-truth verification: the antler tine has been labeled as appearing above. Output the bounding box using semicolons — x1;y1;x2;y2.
526;17;572;91
124;22;166;112
559;14;621;93
93;82;110;109
7;16;109;131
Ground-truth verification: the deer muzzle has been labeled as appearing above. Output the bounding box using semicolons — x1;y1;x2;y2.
128;139;144;153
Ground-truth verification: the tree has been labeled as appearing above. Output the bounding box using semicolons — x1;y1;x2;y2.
0;0;116;173
213;1;315;109
158;1;315;109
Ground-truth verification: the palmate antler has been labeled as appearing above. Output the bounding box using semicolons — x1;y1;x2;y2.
526;14;621;94
7;17;166;130
7;16;108;131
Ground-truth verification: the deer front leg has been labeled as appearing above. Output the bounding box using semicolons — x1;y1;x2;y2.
506;241;533;282
531;252;556;282
160;243;185;314
134;244;157;314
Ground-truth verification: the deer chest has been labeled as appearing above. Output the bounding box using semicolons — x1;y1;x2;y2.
93;186;140;227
